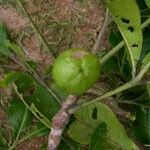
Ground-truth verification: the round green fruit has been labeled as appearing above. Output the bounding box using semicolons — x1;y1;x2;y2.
52;48;100;95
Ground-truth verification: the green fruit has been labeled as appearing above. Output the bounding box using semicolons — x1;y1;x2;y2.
52;48;100;95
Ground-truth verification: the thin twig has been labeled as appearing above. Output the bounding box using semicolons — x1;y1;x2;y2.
93;9;109;54
17;0;56;59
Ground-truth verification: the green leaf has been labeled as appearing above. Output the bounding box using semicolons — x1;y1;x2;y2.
90;123;107;150
106;0;143;76
8;99;32;138
0;20;12;57
145;0;150;8
0;72;34;90
68;102;139;150
14;72;34;93
27;84;59;120
58;136;80;150
68;121;93;145
133;106;150;144
0;72;16;87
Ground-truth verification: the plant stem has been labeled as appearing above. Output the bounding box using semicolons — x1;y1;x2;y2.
142;18;150;29
100;18;150;65
17;0;56;59
69;80;137;113
69;61;150;114
93;9;109;53
100;40;124;64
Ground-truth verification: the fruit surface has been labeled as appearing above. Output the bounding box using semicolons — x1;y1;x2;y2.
52;48;100;95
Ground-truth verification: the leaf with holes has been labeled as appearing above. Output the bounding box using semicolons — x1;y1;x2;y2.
106;0;143;77
68;102;139;149
8;99;32;138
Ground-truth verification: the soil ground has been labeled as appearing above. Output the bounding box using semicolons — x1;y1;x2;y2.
0;0;109;149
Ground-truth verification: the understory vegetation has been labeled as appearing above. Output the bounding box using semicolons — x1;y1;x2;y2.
0;0;150;149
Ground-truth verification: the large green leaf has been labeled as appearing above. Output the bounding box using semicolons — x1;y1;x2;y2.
8;99;32;138
68;121;93;145
68;102;139;150
14;72;34;93
27;84;59;120
106;0;143;76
